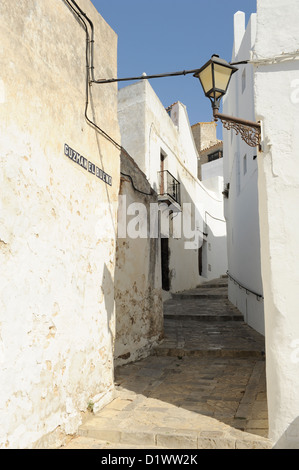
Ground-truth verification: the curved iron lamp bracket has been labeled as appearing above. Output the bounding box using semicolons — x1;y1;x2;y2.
213;109;261;149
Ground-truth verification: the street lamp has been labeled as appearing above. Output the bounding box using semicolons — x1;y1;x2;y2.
193;54;238;111
94;54;261;148
194;55;261;148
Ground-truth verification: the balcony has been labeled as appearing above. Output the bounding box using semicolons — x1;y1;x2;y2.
157;170;181;209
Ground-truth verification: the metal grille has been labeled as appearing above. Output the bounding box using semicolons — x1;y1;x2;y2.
158;170;181;206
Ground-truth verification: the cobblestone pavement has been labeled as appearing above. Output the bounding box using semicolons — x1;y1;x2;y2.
61;278;272;450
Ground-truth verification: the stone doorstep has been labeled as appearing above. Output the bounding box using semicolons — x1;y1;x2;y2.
152;348;265;359
164;314;243;322
197;283;228;289
78;422;272;449
172;294;228;300
61;436;167;450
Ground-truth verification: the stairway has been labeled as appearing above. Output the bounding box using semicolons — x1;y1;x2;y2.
61;278;272;450
155;278;265;359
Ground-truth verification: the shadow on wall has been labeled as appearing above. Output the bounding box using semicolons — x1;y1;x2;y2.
200;234;227;279
102;263;115;339
273;417;299;449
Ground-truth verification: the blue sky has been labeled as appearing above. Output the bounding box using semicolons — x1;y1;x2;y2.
91;0;256;129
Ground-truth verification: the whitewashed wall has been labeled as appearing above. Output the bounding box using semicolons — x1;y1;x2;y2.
223;12;265;335
114;151;163;366
0;0;120;448
118;81;227;292
201;158;224;181
254;0;299;448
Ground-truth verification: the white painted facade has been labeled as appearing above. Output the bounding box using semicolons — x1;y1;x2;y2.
253;0;299;448
118;80;227;293
0;0;120;449
225;1;299;448
223;12;265;335
201;158;224;182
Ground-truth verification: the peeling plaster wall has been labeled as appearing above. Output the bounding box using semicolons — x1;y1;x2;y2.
0;0;120;448
114;152;163;366
254;0;299;448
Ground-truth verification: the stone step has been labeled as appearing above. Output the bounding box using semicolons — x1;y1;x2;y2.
61;436;167;449
163;297;243;322
153;347;265;359
76;394;271;449
155;317;265;359
77;423;271;449
164;313;243;322
172;294;228;300
197;282;228;289
172;288;228;300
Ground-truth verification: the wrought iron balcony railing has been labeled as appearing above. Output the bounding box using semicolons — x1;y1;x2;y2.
158;170;181;206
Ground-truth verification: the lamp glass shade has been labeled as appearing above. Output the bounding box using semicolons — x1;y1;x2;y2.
213;63;234;95
197;63;213;97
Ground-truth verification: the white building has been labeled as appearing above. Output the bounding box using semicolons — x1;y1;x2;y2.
253;0;299;449
222;11;264;336
225;1;299;448
202;156;224;183
118;80;227;294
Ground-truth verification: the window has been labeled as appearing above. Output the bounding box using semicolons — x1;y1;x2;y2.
161;237;170;291
198;246;203;276
243;154;247;175
208;150;223;162
160;150;166;171
236;152;240;195
242;68;246;93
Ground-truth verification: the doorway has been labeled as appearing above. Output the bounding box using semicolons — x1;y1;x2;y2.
161;237;170;291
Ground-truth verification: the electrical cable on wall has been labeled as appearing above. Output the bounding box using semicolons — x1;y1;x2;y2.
69;0;96;81
120;172;153;196
64;1;230;204
65;0;172;197
65;0;122;151
205;211;226;223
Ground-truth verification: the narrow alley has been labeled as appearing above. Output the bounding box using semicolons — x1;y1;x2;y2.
62;278;271;450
